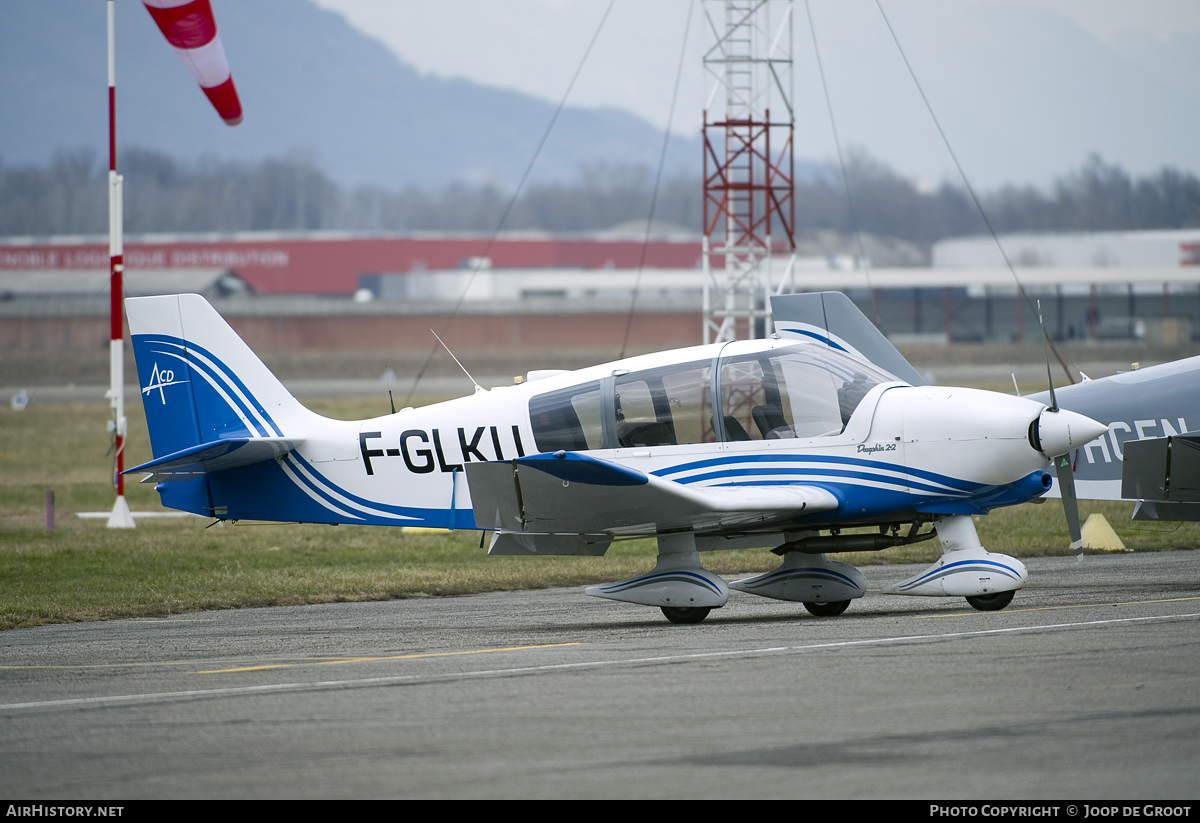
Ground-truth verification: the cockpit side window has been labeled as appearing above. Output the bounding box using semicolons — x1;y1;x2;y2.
661;365;716;445
719;358;771;441
615;361;715;448
613;378;671;447
529;381;604;452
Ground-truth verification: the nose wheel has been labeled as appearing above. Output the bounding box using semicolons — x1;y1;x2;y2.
965;590;1015;611
803;600;851;617
661;606;712;624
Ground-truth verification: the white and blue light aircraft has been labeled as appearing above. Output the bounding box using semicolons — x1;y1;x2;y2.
126;291;1116;623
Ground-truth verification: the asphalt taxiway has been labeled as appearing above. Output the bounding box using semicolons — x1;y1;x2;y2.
2;551;1198;799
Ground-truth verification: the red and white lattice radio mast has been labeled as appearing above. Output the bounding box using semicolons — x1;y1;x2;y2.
701;0;796;343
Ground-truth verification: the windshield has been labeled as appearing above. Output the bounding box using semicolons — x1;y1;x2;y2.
719;344;895;440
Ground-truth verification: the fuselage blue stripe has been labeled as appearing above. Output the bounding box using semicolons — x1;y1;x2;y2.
672;466;967;496
652;453;986;492
652;453;969;487
286;456;437;519
280;458;366;521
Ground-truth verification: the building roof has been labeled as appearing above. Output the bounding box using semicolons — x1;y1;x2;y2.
0;269;244;298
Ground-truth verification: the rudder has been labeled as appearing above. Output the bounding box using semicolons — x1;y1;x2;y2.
127;294;310;460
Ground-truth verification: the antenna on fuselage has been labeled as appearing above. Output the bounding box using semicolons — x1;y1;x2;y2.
431;329;483;394
384;367;397;414
820;292;833;347
1037;301;1059;413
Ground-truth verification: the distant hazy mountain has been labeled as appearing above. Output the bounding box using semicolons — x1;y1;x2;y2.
7;1;1195;196
0;0;704;190
819;2;1200;189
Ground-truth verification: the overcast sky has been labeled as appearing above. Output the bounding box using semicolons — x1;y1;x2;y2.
309;0;1200;189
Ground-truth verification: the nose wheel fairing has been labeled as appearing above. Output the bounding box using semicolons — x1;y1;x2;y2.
881;546;1028;598
881;514;1027;601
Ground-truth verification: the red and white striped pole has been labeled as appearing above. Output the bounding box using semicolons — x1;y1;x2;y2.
100;1;241;528
107;0;134;528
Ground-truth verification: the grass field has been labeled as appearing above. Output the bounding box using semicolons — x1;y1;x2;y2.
3;397;1198;630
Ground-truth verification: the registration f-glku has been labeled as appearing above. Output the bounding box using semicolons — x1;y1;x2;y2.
125;291;1121;624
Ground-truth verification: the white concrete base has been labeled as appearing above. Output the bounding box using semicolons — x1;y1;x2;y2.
79;510;193;520
105;495;136;529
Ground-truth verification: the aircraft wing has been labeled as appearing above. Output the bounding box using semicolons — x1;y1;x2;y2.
465;451;839;555
124;437;303;483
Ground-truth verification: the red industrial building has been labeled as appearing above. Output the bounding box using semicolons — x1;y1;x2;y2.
0;231;707;353
0;231;702;296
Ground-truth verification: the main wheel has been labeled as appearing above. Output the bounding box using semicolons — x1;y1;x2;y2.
803;600;850;617
965;590;1015;611
661;606;711;624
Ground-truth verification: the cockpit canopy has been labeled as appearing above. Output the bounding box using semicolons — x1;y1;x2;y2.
529;341;898;453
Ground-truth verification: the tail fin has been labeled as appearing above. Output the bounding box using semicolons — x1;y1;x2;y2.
127;294;312;460
771;291;928;387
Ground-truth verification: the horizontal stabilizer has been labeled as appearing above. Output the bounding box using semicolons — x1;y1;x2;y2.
466;450;839;551
124;437;303;483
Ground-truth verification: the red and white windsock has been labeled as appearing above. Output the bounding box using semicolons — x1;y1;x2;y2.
142;0;243;125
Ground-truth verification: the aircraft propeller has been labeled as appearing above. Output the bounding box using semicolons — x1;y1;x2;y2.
1037;301;1085;557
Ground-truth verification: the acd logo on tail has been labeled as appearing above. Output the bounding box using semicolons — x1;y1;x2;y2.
142;362;188;404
